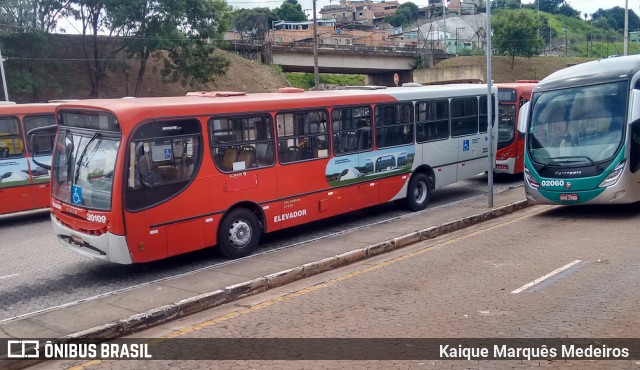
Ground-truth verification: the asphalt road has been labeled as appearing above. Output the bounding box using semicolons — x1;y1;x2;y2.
0;173;522;323
37;195;640;369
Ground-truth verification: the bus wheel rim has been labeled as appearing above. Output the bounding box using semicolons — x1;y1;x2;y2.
229;220;251;247
414;181;427;204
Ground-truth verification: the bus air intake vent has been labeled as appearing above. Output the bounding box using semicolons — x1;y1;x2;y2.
278;87;305;93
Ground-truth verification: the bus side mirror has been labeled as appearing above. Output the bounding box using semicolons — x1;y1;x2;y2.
630;90;640;124
517;102;530;139
27;124;57;171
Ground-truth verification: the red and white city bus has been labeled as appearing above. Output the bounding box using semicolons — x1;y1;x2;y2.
40;85;497;264
0;102;58;215
494;81;537;175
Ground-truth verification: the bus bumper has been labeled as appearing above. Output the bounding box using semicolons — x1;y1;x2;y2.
494;157;516;174
51;215;133;264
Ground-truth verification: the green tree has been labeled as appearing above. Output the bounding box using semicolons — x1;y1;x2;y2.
109;0;231;96
592;7;640;32
273;0;306;22
386;2;418;27
493;10;543;68
533;0;564;14
70;0;125;97
0;0;71;100
232;7;276;41
556;3;580;18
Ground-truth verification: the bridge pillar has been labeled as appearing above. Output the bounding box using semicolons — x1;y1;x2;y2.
365;71;413;87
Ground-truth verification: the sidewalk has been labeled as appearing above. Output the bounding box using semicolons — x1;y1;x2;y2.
0;187;528;344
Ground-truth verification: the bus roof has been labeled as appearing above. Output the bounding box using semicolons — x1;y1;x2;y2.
56;84;495;134
535;55;640;92
0;102;61;116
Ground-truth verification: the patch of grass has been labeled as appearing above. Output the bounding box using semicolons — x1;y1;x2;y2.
285;73;365;89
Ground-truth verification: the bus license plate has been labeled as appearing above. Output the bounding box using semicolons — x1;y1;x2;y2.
496;164;508;170
560;194;578;201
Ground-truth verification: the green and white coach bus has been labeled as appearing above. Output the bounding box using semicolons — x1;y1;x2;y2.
522;55;640;205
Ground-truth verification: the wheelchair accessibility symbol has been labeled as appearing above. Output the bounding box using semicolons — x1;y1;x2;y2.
72;185;83;205
463;139;470;152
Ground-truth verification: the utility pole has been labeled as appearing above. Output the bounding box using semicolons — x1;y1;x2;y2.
442;0;447;52
313;0;319;88
624;0;629;55
563;27;567;56
0;49;8;102
486;0;494;208
455;27;464;54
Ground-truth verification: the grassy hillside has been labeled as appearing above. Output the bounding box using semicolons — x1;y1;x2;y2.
435;55;595;82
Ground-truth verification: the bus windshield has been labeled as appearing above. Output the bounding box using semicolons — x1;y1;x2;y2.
52;129;120;210
528;81;626;166
497;104;516;148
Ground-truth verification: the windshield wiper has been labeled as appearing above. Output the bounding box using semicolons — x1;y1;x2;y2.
554;155;602;171
74;132;101;183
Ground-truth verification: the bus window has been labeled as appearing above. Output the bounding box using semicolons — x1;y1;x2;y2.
332;106;372;155
126;119;201;211
209;115;274;172
0;117;24;158
24;115;56;156
375;103;414;148
451;97;478;137
416;100;449;142
276;110;329;163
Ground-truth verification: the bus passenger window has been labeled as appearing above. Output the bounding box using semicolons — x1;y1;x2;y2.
276;110;329;164
209;115;274;172
24;115;56;156
332;106;372;155
375;103;414;148
0;117;25;158
451;97;478;137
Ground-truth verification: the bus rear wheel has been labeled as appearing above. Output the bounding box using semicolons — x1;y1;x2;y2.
218;208;261;259
404;173;431;211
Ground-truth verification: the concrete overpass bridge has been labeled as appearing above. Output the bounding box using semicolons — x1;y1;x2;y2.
227;41;449;86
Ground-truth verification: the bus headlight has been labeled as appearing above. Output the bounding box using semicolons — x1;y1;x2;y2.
524;168;540;188
599;160;626;188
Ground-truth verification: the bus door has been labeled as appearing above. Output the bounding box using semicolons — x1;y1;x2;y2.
124;119;206;262
0;116;31;214
24;115;56;209
451;97;483;180
514;100;529;174
275;110;333;226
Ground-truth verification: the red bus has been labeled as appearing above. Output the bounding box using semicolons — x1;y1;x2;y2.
0;103;58;215
38;85;497;264
494;81;537;175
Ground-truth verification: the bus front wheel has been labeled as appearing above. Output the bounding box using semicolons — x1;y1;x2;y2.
218;208;261;259
404;173;431;211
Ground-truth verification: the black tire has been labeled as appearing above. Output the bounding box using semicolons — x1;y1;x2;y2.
404;173;431;211
217;208;261;259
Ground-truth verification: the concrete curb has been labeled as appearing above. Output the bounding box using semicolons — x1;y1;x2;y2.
68;198;530;340
2;198;529;370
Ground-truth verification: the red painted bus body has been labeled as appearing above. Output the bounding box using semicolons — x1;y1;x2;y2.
46;85;497;264
494;82;537;175
0;103;58;215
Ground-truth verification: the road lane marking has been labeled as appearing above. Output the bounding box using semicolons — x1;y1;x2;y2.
511;260;582;294
0;274;18;280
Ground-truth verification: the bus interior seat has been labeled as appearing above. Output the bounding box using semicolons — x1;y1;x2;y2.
0;147;8;158
221;147;239;170
285;147;301;162
256;142;273;166
237;146;255;169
